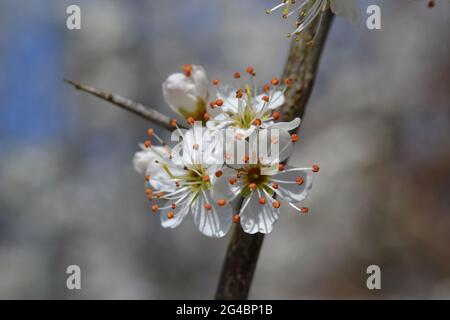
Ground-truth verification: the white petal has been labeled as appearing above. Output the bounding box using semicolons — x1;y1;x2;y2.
162;73;199;114
267;90;285;110
239;191;280;234
190;65;209;100
270;167;313;203
160;195;192;229
330;0;360;24
270;117;301;131
133;145;170;175
192;191;233;238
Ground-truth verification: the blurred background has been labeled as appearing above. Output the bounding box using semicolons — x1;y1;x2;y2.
0;0;449;299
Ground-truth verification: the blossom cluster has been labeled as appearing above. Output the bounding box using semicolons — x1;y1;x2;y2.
133;65;319;237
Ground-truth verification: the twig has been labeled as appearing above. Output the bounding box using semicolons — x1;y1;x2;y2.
215;10;334;300
64;79;184;130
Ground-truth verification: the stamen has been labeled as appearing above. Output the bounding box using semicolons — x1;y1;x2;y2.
229;177;237;185
144;140;152;148
233;214;240;223
259;197;266;205
272;111;280;120
215;99;223;107
295;176;304;185
204;203;212;211
291;134;298;142
261;95;269;103
248;183;257;190
167;211;175;219
278;164;285;171
202;175;210;182
253;118;262;126
271;77;280;86
312;164;320;173
187;117;195;125
217;199;227;206
234;72;241;79
193;143;200;150
170;119;178;127
144;175;150;181
272;200;281;208
171;203;176;209
300;207;309;214
262;84;271;93
151;204;159;212
183;64;192;77
145;188;153;195
209;101;216;109
272;182;279;189
246;66;255;76
212;79;220;86
147;128;154;136
203;112;211;121
284;77;293;86
215;170;223;178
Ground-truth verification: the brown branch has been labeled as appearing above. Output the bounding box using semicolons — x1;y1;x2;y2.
215;10;334;300
64;79;185;130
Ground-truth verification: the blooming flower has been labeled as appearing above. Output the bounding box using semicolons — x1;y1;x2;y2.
216;130;319;234
206;66;301;138
163;64;209;121
133;126;233;238
266;0;360;37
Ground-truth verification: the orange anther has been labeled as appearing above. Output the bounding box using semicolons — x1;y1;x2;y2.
203;175;210;182
312;164;320;173
253;118;262;126
203;112;211;121
262;95;269;102
144;175;150;181
217;199;227;206
248;183;257;190
170;119;178;127
296;176;304;185
215;99;223;107
259;197;266;205
167;211;175;219
144;140;152;148
272;182;279;189
145;188;153;195
272;200;281;208
291;134;298;142
215;170;223;178
272;111;280;120
271;77;280;86
262;84;270;92
171;203;176;209
284;77;293;85
151;204;159;212
234;72;241;79
187;117;195;125
233;214;240;223
147;128;154;136
204;203;212;211
212;79;220;86
183;64;192;77
229;177;237;185
278;164;285;171
246;66;255;76
300;207;309;214
209;101;216;109
156;192;164;198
